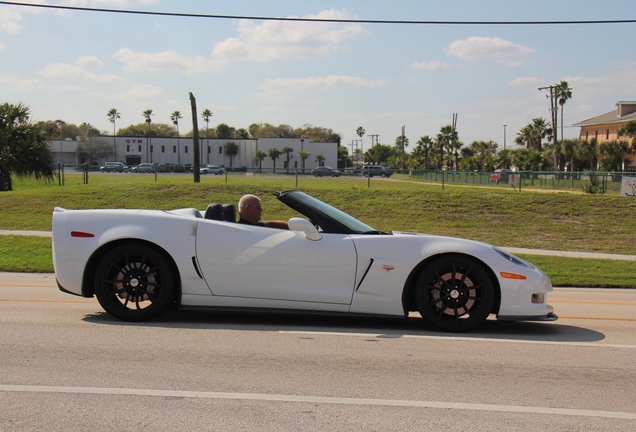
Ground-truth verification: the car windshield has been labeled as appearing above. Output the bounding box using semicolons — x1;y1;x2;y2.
282;191;379;234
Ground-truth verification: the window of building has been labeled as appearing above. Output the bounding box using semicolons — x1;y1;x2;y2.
138;145;142;152
173;146;177;153
585;131;589;140
595;130;598;139
126;144;130;152
219;146;223;154
150;145;153;152
606;129;610;140
185;146;188;154
208;146;211;154
161;145;165;153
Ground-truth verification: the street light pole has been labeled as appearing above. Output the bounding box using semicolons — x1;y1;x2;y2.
300;135;305;174
503;125;507;150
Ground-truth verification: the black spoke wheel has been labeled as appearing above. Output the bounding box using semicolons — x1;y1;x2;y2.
94;244;176;321
415;255;494;332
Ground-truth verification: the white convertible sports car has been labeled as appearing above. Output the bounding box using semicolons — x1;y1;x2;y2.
52;190;557;332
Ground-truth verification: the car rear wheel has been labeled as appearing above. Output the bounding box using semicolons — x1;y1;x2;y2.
94;244;176;322
415;255;494;332
380;172;386;178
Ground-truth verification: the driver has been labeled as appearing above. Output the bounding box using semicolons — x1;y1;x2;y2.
237;194;288;229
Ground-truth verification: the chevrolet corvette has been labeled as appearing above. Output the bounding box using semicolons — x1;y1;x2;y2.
52;190;556;332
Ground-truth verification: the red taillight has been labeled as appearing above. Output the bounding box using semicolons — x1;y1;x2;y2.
71;231;95;238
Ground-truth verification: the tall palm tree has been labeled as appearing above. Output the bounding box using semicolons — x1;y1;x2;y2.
356;126;365;163
555;81;572;146
255;150;267;172
0;103;55;191
268;148;281;173
416;135;433;169
436;125;458;170
106;108;120;160
281;146;294;173
201;109;213;164
224;141;239;168
170;110;183;164
142;109;153;163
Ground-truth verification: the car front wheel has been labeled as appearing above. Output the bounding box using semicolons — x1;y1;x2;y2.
414;255;494;332
93;244;176;321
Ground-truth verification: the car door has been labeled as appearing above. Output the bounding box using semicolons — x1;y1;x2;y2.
195;221;358;304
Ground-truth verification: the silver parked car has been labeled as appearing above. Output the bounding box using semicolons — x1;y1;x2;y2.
132;163;156;173
200;165;225;175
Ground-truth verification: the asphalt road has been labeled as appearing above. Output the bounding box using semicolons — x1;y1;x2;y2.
1;273;635;431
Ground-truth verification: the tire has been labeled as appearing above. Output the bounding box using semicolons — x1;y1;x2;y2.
331;172;336;177
380;172;386;178
314;173;319;177
93;244;176;322
414;255;494;332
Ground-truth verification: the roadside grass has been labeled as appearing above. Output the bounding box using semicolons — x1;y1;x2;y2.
0;236;52;273
1;173;635;286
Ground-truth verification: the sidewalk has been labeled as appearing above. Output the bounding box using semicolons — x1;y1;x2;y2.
1;230;634;261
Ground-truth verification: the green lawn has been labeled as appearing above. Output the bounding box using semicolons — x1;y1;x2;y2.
1;173;635;286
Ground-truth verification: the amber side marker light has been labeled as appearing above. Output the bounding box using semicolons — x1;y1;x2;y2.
500;272;527;280
71;231;95;238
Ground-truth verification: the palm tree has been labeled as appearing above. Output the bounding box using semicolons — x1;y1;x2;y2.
170;110;183;164
107;108;120;160
356;126;365;163
268;148;281;173
224;141;239;168
142;109;153;163
436;125;458;170
516;118;551;152
281;146;294;173
201;109;213;164
415;135;434;169
0;103;55;191
255;150;267;172
618;120;636;151
298;150;310;172
555;81;572;146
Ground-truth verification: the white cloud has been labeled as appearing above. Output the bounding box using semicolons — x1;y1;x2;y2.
411;61;451;71
74;55;103;69
0;74;46;90
38;56;123;81
213;9;368;62
258;75;390;101
113;48;228;76
445;36;535;67
0;42;6;52
0;8;24;34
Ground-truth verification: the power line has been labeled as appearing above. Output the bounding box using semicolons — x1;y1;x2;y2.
1;1;635;25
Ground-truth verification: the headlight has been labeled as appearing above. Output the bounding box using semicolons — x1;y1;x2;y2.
493;247;534;269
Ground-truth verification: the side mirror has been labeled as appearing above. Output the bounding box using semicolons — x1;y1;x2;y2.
288;217;322;241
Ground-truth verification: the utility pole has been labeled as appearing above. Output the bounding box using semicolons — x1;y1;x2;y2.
539;84;558;168
503;124;507;150
369;134;380;147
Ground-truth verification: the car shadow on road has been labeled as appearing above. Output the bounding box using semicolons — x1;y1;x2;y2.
82;310;606;343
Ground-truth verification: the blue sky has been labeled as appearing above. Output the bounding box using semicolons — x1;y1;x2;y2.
1;0;635;153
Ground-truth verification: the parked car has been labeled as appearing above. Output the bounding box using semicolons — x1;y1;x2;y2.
131;163;155;173
172;164;186;173
343;166;362;175
200;165;225;175
154;163;171;173
490;169;510;183
363;165;393;178
312;166;342;177
100;162;126;173
51;190;556;332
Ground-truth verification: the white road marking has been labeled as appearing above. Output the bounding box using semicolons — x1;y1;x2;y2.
0;384;634;420
279;330;636;349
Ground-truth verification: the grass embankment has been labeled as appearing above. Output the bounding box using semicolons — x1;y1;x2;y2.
1;173;635;286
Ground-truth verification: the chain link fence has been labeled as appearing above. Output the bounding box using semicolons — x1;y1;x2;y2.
408;169;633;194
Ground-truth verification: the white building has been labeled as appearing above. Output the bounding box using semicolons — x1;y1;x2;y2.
48;136;339;170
